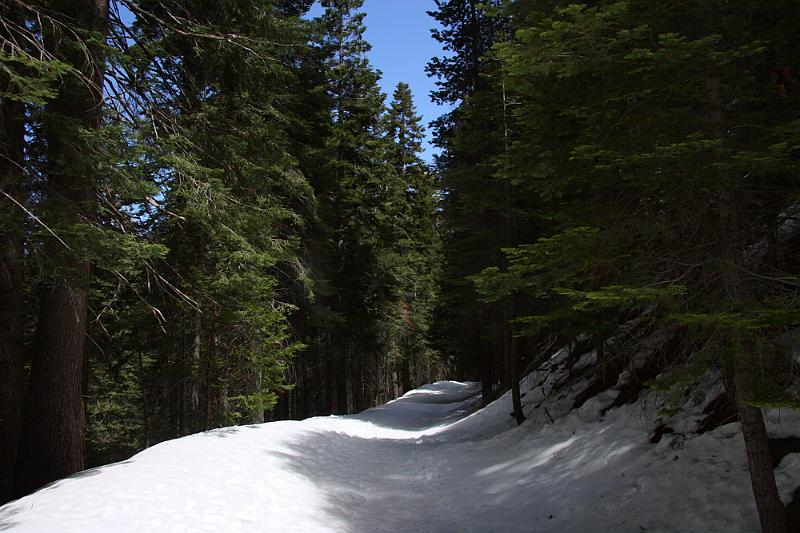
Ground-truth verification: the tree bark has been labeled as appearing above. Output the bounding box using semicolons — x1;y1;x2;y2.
191;311;201;425
137;343;151;448
0;5;27;503
205;325;215;430
480;336;494;407
734;364;788;533
13;0;108;498
252;367;265;424
400;358;411;394
500;71;524;425
505;304;525;425
335;347;348;414
325;338;334;414
708;72;787;533
301;354;310;419
14;282;90;496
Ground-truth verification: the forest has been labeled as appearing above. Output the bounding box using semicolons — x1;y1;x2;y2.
1;1;800;532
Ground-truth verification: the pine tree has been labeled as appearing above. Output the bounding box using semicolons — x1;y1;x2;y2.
384;82;442;392
428;0;526;416
0;2;29;502
475;1;800;529
122;0;312;432
317;0;404;413
12;0;109;497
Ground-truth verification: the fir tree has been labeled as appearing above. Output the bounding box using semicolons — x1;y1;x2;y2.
123;0;311;432
475;1;800;529
317;0;404;412
12;0;110;498
384;82;442;392
428;0;527;419
0;2;29;502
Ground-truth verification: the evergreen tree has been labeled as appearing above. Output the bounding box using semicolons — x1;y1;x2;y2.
428;0;527;420
0;2;29;502
1;0;448;501
472;1;800;529
384;82;442;392
316;0;405;413
112;0;311;434
269;9;445;419
12;0;110;497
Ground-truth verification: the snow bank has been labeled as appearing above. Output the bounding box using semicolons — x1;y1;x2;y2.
1;355;799;532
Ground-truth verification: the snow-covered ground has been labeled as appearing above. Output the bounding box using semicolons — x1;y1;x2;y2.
2;349;799;532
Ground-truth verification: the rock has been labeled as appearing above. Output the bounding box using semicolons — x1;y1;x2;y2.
577;389;621;422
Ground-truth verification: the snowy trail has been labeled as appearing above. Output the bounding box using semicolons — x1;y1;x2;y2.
276;383;482;532
2;371;799;532
0;382;485;533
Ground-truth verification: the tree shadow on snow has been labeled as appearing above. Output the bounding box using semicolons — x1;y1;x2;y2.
201;427;242;438
0;458;138;530
276;419;648;532
0;506;21;531
277;429;460;532
275;400;759;532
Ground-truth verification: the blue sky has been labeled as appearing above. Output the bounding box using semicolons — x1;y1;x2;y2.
309;1;451;162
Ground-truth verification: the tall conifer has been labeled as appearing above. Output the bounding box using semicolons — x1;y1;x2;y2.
384;82;442;392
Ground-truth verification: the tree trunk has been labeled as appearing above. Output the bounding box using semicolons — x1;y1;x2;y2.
204;310;217;429
481;342;494;407
401;357;412;394
499;66;524;425
335;348;348;414
14;281;90;496
137;343;151;448
734;364;788;533
352;359;364;412
13;0;107;497
168;350;185;438
300;352;310;419
708;72;787;533
0;6;27;502
191;311;201;425
252;367;265;424
325;339;335;414
505;304;525;426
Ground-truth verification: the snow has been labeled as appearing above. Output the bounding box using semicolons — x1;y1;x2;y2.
2;355;799;532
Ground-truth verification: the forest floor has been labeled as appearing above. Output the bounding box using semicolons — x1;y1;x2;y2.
2;348;800;532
